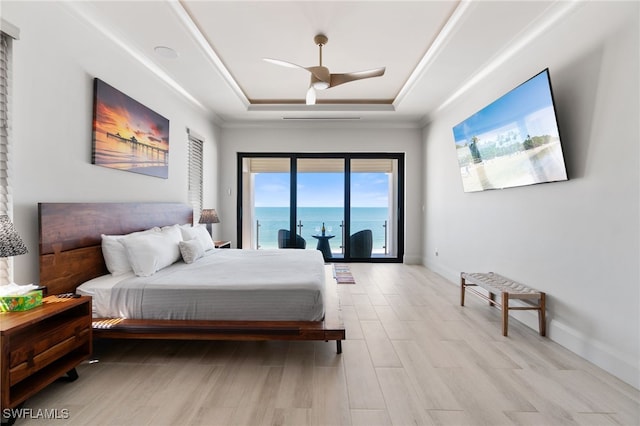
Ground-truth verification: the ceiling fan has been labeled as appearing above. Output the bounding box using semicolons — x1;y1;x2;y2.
264;34;386;105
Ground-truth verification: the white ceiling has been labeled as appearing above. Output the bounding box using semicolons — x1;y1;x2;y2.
66;1;577;126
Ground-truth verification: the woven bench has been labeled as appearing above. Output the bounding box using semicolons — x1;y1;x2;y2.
460;272;546;336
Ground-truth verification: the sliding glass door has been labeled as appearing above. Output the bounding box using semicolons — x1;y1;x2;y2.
238;153;404;262
349;158;399;258
240;157;290;250
297;158;345;260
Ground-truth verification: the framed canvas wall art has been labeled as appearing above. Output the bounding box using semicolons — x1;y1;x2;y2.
91;78;169;179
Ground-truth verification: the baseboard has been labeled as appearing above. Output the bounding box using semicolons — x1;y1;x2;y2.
423;258;459;282
403;253;423;265
546;318;639;389
423;257;639;390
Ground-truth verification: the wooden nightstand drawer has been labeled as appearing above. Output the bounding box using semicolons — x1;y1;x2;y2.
1;296;92;411
9;316;91;385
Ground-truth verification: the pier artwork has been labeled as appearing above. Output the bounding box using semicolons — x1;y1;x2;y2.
106;132;168;165
92;78;170;179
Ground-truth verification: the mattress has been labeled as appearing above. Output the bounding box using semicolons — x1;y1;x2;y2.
77;249;326;321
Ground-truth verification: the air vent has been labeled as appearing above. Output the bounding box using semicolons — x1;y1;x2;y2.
282;117;361;120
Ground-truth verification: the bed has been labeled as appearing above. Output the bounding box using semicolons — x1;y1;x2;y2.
38;202;345;353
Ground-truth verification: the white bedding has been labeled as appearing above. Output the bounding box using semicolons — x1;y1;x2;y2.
77;249;326;321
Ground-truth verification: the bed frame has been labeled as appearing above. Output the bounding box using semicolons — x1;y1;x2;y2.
38;202;345;353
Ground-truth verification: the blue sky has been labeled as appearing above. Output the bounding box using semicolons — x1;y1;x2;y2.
452;70;556;143
254;172;389;207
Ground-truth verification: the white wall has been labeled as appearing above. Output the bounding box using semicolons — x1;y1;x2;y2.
219;125;423;263
423;2;639;387
4;1;220;285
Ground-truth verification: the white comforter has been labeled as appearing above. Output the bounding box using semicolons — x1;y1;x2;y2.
77;249;326;321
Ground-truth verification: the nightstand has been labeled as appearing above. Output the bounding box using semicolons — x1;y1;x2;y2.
214;240;231;249
0;296;92;417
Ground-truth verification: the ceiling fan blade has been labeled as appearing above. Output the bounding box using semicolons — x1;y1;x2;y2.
306;86;316;105
263;58;308;71
329;67;386;88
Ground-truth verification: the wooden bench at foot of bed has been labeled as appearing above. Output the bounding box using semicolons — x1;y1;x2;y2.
92;318;345;353
460;271;546;337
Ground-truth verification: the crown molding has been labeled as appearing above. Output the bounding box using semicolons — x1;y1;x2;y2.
170;1;250;109
62;1;223;124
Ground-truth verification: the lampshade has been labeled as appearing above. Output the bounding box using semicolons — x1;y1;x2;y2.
0;215;28;257
198;209;220;224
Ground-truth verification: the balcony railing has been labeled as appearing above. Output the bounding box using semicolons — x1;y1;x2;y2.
254;219;390;255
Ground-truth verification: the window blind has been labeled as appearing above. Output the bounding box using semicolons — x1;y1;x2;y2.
188;133;204;222
0;32;13;282
248;157;393;173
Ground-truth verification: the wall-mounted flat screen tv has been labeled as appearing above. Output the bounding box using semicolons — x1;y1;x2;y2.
452;69;568;192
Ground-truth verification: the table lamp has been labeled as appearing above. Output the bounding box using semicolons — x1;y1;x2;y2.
0;215;28;285
198;209;220;236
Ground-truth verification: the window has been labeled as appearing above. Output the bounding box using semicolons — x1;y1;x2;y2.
1;27;17;282
238;153;404;262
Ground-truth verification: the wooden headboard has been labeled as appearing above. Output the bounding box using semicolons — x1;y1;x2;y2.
38;202;193;295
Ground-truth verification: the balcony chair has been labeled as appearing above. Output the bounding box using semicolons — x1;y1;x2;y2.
350;229;373;258
277;229;306;249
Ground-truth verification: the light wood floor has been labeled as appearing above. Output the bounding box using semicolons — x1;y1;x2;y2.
18;264;640;425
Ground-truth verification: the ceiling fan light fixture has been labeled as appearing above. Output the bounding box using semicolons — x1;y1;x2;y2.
312;80;330;90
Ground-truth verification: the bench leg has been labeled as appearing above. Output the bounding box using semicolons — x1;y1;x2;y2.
502;292;509;336
460;276;466;306
489;292;495;307
539;292;546;336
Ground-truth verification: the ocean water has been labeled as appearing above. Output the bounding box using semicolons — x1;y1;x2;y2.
93;134;169;178
255;207;389;252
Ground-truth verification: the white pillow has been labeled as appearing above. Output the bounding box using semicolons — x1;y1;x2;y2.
179;223;194;241
175;223;193;241
101;228;159;276
179;239;205;264
180;224;215;251
121;225;182;276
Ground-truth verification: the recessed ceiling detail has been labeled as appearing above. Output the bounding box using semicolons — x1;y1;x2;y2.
180;0;460;110
61;0;598;124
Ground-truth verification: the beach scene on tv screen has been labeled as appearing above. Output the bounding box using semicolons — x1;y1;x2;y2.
452;71;568;192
